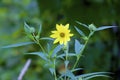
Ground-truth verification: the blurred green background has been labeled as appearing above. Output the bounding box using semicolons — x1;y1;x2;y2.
0;0;120;80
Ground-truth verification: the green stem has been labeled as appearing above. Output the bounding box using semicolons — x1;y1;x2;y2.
63;44;68;61
65;48;68;61
72;32;94;69
53;60;57;80
32;33;46;53
64;44;68;80
72;40;88;69
37;42;46;53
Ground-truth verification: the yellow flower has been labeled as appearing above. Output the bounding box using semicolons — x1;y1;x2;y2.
50;24;73;45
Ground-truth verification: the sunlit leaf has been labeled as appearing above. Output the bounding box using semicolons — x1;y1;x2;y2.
1;42;34;48
96;26;117;31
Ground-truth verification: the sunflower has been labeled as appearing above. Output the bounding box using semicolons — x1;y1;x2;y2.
50;24;73;45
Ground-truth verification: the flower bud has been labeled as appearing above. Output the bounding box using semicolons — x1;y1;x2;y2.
30;27;35;33
89;24;96;31
35;35;39;40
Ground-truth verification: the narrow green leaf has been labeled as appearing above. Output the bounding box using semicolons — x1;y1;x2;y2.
57;53;76;59
27;52;48;61
24;22;31;33
82;72;111;77
24;22;35;33
96;26;117;31
58;70;77;80
1;42;34;48
49;68;55;75
47;43;51;53
27;33;34;40
78;77;83;80
84;74;111;80
38;24;42;36
76;72;112;79
52;45;63;57
71;68;83;72
74;26;86;37
66;70;77;80
76;21;89;29
40;37;53;41
75;39;83;54
24;22;34;40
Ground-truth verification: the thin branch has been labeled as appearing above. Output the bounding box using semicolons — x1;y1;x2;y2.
18;59;31;80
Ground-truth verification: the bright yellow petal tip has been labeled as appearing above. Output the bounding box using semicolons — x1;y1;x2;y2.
50;24;74;45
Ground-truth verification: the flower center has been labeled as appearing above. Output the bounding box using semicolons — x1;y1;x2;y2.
60;32;65;38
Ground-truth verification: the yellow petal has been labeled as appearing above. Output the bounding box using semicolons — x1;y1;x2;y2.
69;33;74;36
66;37;70;41
56;24;61;31
64;41;67;45
50;34;57;38
54;38;59;44
51;31;57;33
65;24;69;29
59;40;63;45
50;24;74;45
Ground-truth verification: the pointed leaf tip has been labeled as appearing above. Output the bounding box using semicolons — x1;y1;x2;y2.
52;45;63;57
75;21;89;29
1;42;35;48
38;24;42;36
75;39;83;54
96;26;117;31
27;52;48;61
74;26;86;37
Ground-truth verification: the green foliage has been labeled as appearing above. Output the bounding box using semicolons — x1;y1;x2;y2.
2;19;114;80
2;22;115;80
1;42;34;48
1;0;119;80
76;72;112;80
74;26;86;37
27;52;48;61
75;39;83;55
96;26;117;31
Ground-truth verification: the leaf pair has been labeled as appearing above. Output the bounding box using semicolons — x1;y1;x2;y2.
75;21;117;37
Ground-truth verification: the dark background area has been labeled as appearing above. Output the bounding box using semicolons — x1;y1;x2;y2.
0;0;120;80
